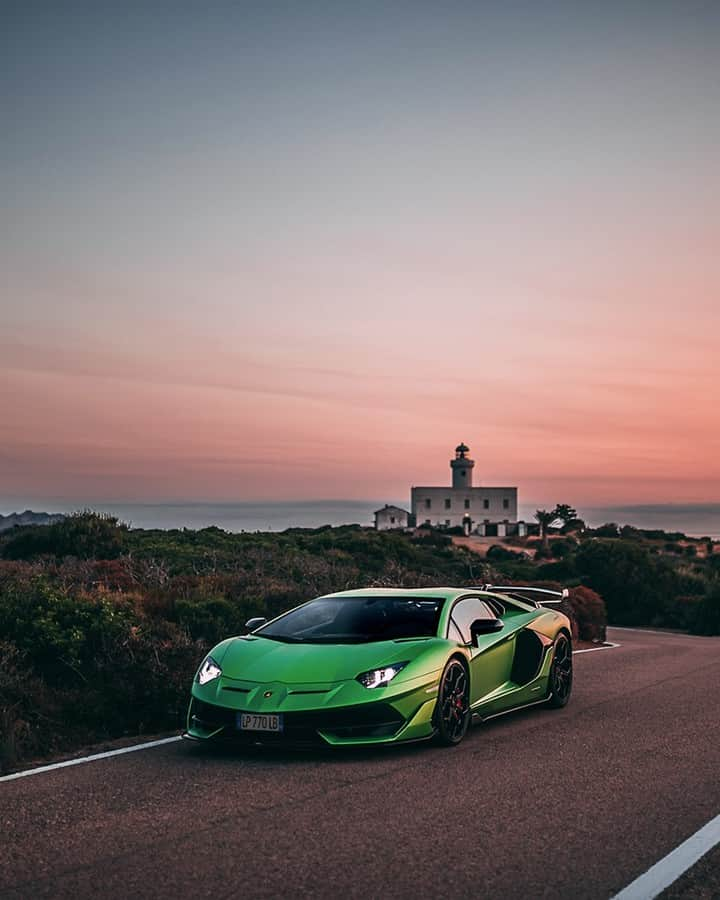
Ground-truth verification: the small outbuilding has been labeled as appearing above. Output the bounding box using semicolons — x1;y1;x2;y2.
374;505;410;531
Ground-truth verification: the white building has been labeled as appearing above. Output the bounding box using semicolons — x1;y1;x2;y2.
411;443;524;536
374;504;410;531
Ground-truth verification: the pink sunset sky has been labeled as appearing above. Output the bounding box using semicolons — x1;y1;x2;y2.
2;3;719;508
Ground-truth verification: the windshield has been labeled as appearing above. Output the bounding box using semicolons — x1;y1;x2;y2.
257;596;444;644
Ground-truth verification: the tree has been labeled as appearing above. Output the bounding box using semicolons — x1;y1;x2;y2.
534;510;556;551
534;504;578;551
553;504;577;527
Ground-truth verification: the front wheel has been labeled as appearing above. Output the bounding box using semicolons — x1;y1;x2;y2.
547;633;573;708
433;659;470;746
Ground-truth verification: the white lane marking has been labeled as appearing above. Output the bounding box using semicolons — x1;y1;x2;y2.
573;641;621;654
612;811;720;900
0;735;181;783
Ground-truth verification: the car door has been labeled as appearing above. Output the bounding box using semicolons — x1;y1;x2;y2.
447;595;515;707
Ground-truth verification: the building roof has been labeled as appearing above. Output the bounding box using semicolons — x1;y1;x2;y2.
410;486;517;492
373;505;409;515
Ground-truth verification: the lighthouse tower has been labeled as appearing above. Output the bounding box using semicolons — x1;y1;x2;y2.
450;442;475;489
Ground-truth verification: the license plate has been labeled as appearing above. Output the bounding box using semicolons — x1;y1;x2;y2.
237;712;283;733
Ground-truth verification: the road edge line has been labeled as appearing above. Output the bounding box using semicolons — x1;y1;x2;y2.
0;735;182;783
612;812;720;900
573;641;621;654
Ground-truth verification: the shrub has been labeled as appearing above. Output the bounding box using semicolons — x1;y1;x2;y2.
486;544;523;562
592;523;620;537
0;641;46;773
174;595;250;643
0;570;203;772
690;586;720;635
536;559;576;581
549;538;577;559
2;512;127;561
561;586;607;642
575;540;681;626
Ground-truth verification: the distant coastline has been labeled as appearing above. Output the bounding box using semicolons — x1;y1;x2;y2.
0;510;66;532
1;501;718;538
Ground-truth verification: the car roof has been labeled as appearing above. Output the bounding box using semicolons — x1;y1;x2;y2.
321;587;469;601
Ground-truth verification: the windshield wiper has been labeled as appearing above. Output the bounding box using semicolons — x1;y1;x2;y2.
256;634;306;643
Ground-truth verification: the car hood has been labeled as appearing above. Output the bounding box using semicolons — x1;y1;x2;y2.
218;636;427;684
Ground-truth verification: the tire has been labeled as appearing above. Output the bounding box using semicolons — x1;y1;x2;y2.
547;633;573;708
433;659;471;746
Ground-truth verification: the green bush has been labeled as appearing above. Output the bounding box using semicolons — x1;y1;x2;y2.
2;511;127;561
486;544;523;562
549;538;577;559
536;559;576;581
592;523;620;538
690;586;720;635
174;595;250;643
0;569;203;773
575;540;681;626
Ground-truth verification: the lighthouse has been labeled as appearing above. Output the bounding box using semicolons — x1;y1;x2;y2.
409;442;520;535
450;442;475;489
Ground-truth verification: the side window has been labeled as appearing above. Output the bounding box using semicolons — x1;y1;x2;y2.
449;597;495;643
448;619;464;643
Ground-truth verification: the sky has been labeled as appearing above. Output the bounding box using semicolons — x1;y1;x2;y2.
2;1;719;509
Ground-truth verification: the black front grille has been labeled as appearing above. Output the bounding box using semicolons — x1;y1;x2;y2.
190;698;405;744
192;698;237;728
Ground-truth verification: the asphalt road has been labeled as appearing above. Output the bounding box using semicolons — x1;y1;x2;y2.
2;627;719;899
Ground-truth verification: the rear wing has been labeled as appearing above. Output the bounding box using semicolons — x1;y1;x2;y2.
482;585;569;608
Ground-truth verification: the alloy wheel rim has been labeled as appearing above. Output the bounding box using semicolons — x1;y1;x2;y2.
440;663;469;740
552;637;573;701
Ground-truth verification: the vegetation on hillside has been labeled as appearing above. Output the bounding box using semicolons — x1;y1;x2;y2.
0;510;716;773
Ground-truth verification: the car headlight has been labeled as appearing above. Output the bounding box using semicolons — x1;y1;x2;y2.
356;662;408;689
197;656;222;685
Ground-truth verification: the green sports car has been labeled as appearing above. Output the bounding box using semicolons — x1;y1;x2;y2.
183;584;573;748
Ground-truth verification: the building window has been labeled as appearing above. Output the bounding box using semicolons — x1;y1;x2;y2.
483;499;489;509
503;498;509;509
444;498;451;509
390;517;395;524
445;519;451;527
425;498;431;509
425;519;431;525
464;499;470;509
460;471;465;477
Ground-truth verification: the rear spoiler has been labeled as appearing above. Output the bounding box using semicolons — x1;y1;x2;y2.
482;585;569;607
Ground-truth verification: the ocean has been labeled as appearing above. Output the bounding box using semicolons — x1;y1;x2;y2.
6;500;719;538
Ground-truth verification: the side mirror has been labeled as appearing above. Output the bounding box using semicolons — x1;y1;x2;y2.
245;617;267;633
469;617;504;646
